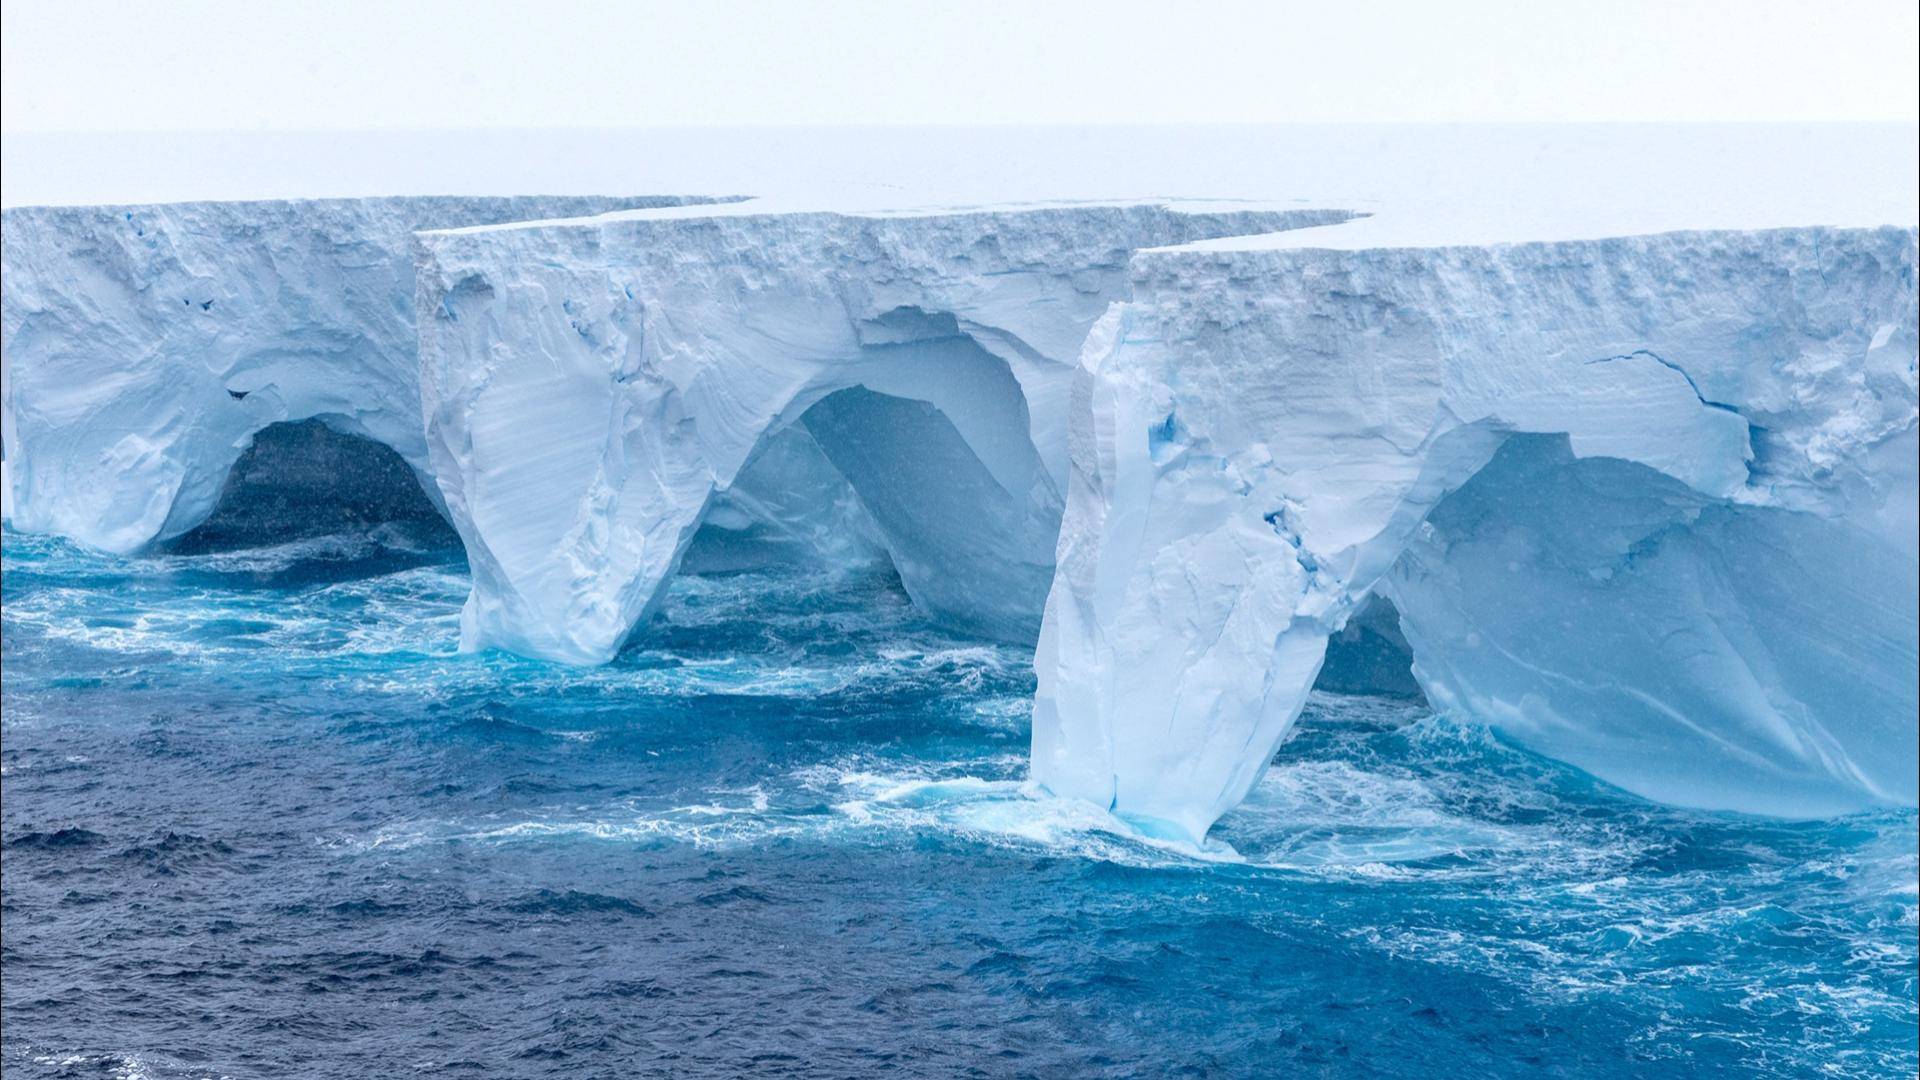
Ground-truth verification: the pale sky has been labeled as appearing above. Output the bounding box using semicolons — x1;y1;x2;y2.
3;0;1917;132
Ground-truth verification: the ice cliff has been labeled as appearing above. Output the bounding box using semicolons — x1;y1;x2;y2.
3;192;1914;843
1;196;724;553
1034;225;1918;842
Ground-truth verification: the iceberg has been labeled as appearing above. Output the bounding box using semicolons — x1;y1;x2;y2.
1033;224;1918;842
1;182;1912;844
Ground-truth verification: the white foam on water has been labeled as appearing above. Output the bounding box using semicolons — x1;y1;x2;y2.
335;738;1584;875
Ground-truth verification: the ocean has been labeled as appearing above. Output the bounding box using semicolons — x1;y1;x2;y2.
2;523;1914;1077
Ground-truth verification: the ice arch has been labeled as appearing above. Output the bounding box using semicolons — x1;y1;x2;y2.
0;195;722;554
1034;225;1919;843
415;202;1344;664
422;292;1065;663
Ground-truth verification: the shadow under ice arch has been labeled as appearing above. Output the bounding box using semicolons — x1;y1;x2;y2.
162;417;454;554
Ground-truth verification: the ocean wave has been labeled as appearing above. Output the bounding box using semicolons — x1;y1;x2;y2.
328;741;1601;877
3;535;1032;713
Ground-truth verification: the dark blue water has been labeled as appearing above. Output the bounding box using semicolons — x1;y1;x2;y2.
3;525;1915;1078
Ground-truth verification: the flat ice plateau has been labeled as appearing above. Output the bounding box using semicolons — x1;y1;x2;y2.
3;126;1915;842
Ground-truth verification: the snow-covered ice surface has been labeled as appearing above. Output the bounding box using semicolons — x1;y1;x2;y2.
2;124;1915;845
5;124;1913;230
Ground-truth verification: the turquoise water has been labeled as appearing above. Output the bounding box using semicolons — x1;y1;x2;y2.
2;525;1915;1077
